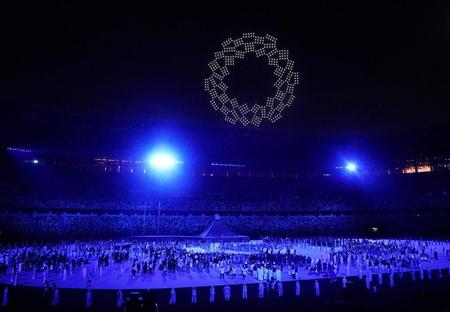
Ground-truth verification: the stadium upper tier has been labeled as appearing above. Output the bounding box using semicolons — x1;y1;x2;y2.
1;193;449;214
0;212;449;240
0;163;449;213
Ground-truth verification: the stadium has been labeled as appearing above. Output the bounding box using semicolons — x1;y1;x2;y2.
1;1;450;311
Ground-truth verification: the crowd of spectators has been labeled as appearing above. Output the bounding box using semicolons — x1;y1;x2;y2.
0;212;448;241
0;192;448;214
0;175;448;241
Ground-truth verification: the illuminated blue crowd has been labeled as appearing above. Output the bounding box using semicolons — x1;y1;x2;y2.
0;212;448;240
1;192;448;213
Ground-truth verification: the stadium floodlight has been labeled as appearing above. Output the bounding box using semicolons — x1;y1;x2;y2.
345;162;357;172
147;152;181;172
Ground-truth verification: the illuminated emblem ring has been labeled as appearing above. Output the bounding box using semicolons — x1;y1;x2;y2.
204;33;300;126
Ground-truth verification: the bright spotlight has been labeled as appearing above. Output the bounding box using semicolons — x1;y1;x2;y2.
148;152;179;171
32;159;39;164
345;162;357;172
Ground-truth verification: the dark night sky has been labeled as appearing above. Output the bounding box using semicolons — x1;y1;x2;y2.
3;1;450;136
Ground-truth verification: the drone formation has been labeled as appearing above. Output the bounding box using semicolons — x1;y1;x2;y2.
204;33;300;126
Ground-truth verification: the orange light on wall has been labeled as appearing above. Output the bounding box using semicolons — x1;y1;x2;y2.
402;165;416;174
417;164;432;173
402;164;432;174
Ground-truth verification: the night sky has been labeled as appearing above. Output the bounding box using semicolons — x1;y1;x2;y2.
3;1;450;136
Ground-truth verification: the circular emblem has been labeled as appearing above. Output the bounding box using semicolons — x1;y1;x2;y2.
204;33;299;126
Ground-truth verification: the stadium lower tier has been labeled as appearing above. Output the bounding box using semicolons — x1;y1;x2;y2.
0;212;448;240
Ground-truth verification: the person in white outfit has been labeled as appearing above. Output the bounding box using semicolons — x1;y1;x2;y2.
295;280;301;296
342;276;347;288
82;266;87;280
116;289;124;307
277;281;283;297
389;273;395;288
365;276;371;290
209;286;215;303
438;267;443;279
223;285;231;302
242;283;248;300
169;288;176;305
411;270;416;281
191;287;197;304
86;288;92;308
275;268;282;281
2;287;8;306
258;282;264;299
314;280;320;297
51;287;60;306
